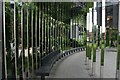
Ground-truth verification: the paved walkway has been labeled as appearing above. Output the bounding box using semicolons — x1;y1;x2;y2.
47;48;117;78
48;51;91;78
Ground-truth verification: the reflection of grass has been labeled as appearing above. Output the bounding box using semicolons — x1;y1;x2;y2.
93;43;97;62
109;40;111;48
117;36;120;69
87;43;92;60
86;43;89;58
117;45;120;69
101;44;105;66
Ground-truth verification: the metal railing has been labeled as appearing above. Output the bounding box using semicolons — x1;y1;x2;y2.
1;2;86;79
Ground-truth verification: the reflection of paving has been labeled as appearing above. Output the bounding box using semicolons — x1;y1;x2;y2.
95;48;117;78
49;51;91;78
0;42;2;79
48;48;117;78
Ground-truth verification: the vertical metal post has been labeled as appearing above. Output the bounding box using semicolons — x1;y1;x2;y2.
62;4;64;51
93;2;97;43
2;1;7;79
53;18;55;51
40;3;43;65
40;3;43;66
72;3;73;48
35;6;38;70
100;0;105;78
26;4;30;77
46;3;49;53
50;3;53;52
31;4;34;76
56;3;58;51
21;3;24;78
42;3;45;56
38;3;41;68
75;4;77;48
52;3;54;52
60;4;63;51
88;8;93;76
54;10;55;51
0;1;2;79
64;4;66;50
70;19;72;39
89;8;93;40
86;13;89;66
92;2;97;76
116;1;120;80
44;3;46;55
58;3;60;51
14;2;17;78
49;3;51;53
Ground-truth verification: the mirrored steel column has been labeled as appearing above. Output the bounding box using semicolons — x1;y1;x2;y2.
116;1;120;80
2;1;7;79
0;1;2;79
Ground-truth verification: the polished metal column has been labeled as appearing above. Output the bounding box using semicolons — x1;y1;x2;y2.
0;1;2;79
100;0;106;78
2;1;7;79
88;8;93;76
116;1;120;80
86;13;89;67
21;3;25;78
92;2;97;76
26;4;30;77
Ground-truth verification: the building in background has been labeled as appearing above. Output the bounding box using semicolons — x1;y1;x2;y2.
96;2;118;46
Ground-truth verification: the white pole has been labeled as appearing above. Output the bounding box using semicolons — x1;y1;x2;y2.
94;2;97;26
89;8;93;75
3;1;7;79
35;7;38;70
0;1;2;79
102;0;106;34
14;2;17;78
21;4;24;78
31;7;34;76
26;4;30;77
70;19;72;39
86;12;90;70
76;23;78;39
39;7;41;68
92;2;97;76
89;8;93;33
100;0;106;78
87;13;89;32
85;13;89;66
118;1;120;34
